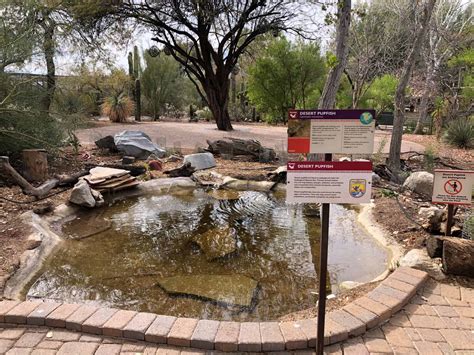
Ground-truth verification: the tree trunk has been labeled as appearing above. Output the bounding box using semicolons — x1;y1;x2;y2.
206;78;233;131
318;0;351;109
388;0;437;173
414;58;436;134
442;237;474;277
41;17;56;113
22;149;48;182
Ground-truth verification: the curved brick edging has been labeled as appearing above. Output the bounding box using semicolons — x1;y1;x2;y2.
0;267;428;352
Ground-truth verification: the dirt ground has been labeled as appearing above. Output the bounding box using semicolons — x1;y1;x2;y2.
0;130;472;311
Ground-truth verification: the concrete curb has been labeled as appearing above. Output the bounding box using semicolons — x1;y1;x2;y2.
0;267;428;352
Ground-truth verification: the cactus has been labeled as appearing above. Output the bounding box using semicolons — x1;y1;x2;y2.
128;46;142;121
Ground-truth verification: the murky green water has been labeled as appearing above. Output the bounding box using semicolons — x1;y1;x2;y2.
27;189;388;321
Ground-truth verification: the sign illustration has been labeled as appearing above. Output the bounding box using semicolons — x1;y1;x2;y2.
432;170;473;205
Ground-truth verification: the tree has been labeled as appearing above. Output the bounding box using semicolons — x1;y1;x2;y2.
119;1;296;131
388;0;437;173
141;50;195;120
319;0;351;109
414;0;473;134
361;74;398;115
247;37;325;123
345;0;414;108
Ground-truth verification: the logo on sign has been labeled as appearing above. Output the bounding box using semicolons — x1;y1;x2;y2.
349;179;366;198
289;111;298;119
360;112;373;125
288;163;296;169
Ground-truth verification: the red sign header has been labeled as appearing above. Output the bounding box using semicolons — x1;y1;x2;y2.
287;161;373;171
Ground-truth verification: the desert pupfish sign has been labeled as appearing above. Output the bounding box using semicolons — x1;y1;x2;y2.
432;169;473;205
287;109;375;154
286;161;373;204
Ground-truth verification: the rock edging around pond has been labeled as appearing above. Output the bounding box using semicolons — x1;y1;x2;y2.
0;267;428;352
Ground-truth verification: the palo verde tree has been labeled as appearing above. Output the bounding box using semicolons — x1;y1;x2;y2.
119;1;294;131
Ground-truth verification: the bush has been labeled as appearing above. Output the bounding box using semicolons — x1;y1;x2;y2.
443;117;474;149
101;94;134;122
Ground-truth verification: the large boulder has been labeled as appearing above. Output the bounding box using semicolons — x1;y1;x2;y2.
114;131;165;159
403;171;434;196
69;180;103;208
156;274;258;308
183;152;216;170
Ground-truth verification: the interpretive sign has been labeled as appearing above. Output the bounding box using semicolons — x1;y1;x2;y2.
432;169;474;206
286;161;373;204
287;109;376;154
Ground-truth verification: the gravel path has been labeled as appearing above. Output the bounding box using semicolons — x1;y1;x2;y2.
76;121;425;154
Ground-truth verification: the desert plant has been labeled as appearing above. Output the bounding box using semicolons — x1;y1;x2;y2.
443;117;474;149
463;214;474;240
423;144;438;172
101;93;134;123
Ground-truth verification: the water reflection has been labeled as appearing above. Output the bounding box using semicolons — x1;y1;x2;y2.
27;190;388;321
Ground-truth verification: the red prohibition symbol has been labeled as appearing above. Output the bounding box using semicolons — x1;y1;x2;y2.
444;179;462;195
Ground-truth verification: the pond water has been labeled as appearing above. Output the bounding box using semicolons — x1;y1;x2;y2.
26;189;388;321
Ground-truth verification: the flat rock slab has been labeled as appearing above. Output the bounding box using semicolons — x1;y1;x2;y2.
193;227;237;260
84;167;129;185
156;274;258;308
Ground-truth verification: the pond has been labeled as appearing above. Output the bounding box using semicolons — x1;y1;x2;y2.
26;189;388;321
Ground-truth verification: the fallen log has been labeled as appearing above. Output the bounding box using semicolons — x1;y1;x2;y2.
0;156;59;199
164;162;195;177
442;237;474;277
206;138;276;162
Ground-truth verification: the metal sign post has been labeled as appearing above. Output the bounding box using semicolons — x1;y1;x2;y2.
316;153;332;355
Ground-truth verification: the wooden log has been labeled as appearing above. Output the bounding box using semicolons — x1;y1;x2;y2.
22;149;48;182
442;237;474;277
206;138;275;162
164;162;195;177
0;156;59;198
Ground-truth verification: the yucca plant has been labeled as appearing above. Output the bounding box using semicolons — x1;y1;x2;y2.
443;117;474;149
101;93;134;123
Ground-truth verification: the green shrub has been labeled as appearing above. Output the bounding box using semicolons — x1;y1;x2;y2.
463;214;474;241
443;118;474;149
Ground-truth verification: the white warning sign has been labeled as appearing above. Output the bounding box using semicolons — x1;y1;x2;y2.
432;169;473;205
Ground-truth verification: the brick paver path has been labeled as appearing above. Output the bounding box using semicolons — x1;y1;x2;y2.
1;278;472;354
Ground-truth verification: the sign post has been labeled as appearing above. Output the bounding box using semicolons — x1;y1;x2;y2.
287;109;375;355
432;169;473;236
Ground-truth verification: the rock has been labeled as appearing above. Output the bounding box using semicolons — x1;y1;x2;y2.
222;177;276;192
419;206;444;232
69;180;97;208
372;172;381;185
164;162;195;177
122;156;135;165
403;171;434;196
90;188;104;207
194;227;237;260
32;202;54;215
259;148;276;163
148;160;162;171
183;152;216;171
156;274;258;308
339;281;362;290
399;249;445;280
426;235;444;258
84;167;129;185
442;237;474;277
114;130;165;159
207;189;241;200
267;166;287;183
95;135;117;152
